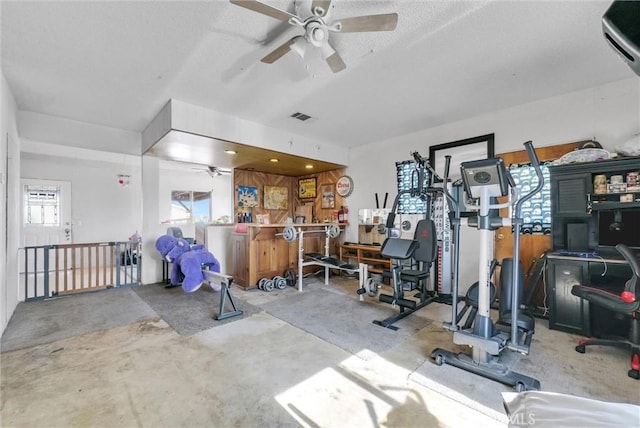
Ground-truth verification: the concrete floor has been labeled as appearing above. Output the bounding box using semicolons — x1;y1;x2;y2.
1;275;638;427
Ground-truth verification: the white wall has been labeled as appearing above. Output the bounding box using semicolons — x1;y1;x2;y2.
21;143;142;244
347;77;640;293
1;71;21;336
141;156;162;285
18;110;141;156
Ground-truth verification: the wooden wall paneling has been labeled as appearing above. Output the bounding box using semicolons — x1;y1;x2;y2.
234;170;296;224
234;168;347;225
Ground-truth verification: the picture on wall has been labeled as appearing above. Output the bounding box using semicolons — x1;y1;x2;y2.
321;183;335;208
237;185;258;208
298;177;317;199
264;186;288;210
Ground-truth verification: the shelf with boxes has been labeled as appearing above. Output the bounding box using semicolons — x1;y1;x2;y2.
340;243;391;274
588;168;640;211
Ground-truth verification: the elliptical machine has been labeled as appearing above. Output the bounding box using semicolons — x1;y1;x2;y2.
431;141;542;392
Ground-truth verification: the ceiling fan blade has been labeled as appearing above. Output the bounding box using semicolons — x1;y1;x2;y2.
260;36;299;63
321;42;346;73
333;13;398;33
311;0;332;17
229;0;298;23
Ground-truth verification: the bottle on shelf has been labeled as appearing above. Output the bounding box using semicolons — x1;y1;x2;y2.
343;205;349;224
338;206;344;223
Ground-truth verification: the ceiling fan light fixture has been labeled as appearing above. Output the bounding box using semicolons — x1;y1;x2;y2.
291;36;308;58
307;23;327;47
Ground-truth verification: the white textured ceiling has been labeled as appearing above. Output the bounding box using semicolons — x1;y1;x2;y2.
1;0;634;154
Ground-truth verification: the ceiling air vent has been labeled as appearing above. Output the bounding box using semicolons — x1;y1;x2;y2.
290;112;312;122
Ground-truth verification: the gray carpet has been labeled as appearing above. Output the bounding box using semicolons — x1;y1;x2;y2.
260;287;431;355
133;283;262;336
1;287;157;353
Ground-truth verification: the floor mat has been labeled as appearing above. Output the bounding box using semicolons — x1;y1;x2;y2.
259;287;431;355
133;283;262;336
1;287;157;353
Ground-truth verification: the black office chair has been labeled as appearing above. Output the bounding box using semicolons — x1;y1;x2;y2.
571;244;640;379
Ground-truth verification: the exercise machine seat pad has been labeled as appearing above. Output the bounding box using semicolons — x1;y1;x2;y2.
380;238;418;260
413;219;438;263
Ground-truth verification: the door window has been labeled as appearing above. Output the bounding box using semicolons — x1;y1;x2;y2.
24;185;60;227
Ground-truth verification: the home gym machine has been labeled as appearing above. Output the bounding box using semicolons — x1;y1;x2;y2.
364;151;443;330
431;141;542;391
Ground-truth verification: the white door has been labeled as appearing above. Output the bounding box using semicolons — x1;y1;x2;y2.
21;179;72;247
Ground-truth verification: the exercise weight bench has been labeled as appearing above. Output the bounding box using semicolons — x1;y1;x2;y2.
294;227;358;291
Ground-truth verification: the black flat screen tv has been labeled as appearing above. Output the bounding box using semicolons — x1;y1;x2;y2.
597;209;640;250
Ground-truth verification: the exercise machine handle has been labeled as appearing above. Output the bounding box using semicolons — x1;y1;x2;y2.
442;155;459;216
442;154;461;332
514;141;544;215
508;140;543;354
444;154;451;181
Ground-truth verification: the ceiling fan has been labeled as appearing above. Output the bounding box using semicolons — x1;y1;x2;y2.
229;0;398;73
192;166;233;177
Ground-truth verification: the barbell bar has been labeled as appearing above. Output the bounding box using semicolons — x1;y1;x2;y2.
279;224;341;242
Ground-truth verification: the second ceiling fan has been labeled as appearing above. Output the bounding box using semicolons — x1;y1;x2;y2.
230;0;398;73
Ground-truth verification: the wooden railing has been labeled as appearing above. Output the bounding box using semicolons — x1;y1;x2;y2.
20;241;141;301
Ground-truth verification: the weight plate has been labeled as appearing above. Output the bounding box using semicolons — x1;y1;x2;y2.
264;279;275;292
327;224;340;238
284;269;296;287
366;277;379;297
273;276;287;289
258;278;268;290
282;226;298;242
